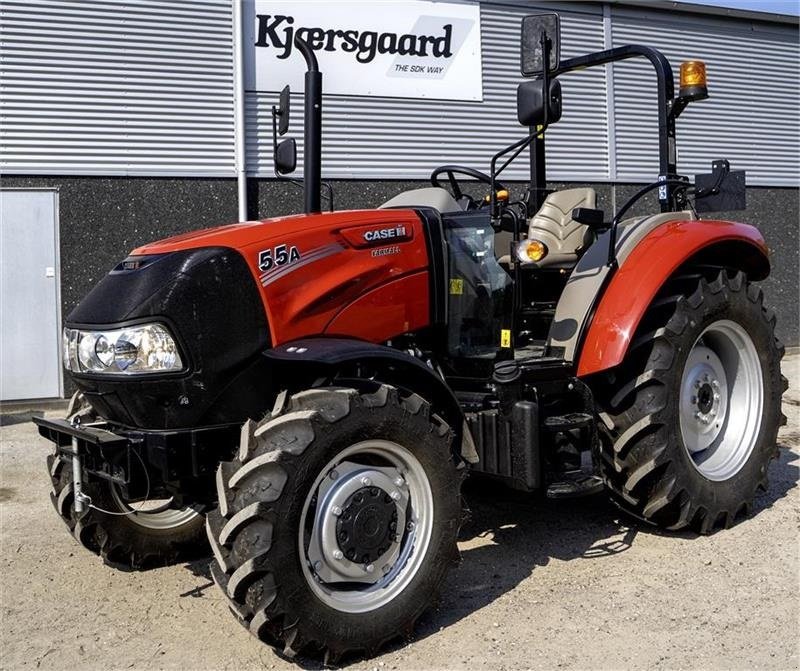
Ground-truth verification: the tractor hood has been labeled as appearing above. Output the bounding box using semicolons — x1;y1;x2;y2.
131;209;432;346
63;208;432;429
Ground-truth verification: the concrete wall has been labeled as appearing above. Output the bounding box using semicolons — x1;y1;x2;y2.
4;176;797;350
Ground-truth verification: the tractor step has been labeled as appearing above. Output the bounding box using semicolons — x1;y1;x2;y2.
543;412;594;432
546;473;605;499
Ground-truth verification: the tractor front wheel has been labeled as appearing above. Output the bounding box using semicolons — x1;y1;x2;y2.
206;384;463;662
46;394;207;569
596;270;785;533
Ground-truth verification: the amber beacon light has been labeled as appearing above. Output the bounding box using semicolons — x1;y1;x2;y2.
679;60;708;101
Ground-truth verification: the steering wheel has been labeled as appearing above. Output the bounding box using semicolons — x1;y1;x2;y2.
430;165;507;208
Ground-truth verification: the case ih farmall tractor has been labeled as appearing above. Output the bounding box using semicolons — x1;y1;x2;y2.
37;14;785;662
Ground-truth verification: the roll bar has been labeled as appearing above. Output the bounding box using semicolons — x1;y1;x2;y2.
530;45;684;214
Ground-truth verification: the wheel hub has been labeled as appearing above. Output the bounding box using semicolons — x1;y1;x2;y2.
336;486;398;564
306;460;408;585
678;320;764;481
680;345;728;452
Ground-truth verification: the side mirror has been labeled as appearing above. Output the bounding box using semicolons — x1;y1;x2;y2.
276;85;290;136
275;138;297;175
520;13;560;77
517;78;562;127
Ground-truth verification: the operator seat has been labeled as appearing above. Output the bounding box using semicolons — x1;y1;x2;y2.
378;187;462;214
500;187;597;269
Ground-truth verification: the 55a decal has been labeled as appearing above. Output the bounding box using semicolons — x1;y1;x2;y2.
258;244;301;271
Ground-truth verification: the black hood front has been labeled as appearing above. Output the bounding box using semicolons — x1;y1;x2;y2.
67;247;271;429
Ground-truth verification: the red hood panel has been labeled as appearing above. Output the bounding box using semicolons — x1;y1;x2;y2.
132;210;418;255
131;209;431;346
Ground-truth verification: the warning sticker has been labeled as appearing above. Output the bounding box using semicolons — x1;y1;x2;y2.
500;329;511;348
449;278;463;295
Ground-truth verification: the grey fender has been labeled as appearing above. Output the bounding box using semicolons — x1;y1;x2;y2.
547;210;698;362
264;337;478;463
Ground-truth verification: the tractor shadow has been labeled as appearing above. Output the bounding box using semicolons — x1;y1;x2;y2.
177;441;798;667
410;441;799;645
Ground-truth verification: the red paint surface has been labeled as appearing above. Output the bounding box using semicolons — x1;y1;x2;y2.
133;209;430;345
577;219;769;377
326;271;430;342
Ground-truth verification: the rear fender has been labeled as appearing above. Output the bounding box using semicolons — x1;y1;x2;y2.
576;220;769;377
264;337;474;463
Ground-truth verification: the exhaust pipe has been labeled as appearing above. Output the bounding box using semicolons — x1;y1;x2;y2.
293;36;322;214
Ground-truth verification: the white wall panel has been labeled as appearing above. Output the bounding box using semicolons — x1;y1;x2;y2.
1;1;796;186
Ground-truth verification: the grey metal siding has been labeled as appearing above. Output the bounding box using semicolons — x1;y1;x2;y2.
611;6;800;186
0;0;236;176
245;2;609;181
1;1;796;186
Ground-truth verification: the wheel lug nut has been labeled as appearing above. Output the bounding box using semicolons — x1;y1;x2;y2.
365;563;375;573
406;521;415;531
394;476;405;488
390;490;401;501
313;560;322;571
329;470;339;480
331;506;342;517
711;380;719;389
361;476;372;487
332;550;343;560
713;392;720;401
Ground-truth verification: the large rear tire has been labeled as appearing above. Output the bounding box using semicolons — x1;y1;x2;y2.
206;384;464;662
594;270;786;533
46;394;207;569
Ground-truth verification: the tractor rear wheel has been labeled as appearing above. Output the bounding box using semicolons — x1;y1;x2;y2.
595;270;785;533
206;384;463;662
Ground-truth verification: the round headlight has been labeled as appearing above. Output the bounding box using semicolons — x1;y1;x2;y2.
94;335;115;367
515;239;548;264
77;333;99;371
114;335;139;370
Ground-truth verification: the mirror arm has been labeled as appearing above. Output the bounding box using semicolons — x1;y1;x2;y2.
491;32;553;224
490;134;535;224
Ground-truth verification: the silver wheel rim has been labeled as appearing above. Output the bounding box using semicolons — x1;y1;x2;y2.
679;319;763;481
299;440;434;614
108;486;202;530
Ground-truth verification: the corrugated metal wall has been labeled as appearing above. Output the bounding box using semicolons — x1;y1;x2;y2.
1;1;797;185
245;2;609;181
610;5;799;186
0;0;235;176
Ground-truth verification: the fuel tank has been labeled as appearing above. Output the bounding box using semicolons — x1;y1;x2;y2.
133;209;432;344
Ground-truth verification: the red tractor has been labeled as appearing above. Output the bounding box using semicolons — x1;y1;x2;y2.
37;14;785;663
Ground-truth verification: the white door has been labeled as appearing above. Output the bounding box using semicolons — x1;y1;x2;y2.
0;190;62;400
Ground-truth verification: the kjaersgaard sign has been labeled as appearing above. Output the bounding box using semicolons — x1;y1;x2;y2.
244;0;483;101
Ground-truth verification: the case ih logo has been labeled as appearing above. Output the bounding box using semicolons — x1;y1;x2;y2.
255;15;454;64
363;225;409;242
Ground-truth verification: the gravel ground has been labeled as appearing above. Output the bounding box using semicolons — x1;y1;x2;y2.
1;353;798;671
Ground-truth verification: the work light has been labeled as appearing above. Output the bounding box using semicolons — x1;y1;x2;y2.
515;239;548;264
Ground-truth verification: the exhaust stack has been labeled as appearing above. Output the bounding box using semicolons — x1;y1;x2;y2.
294;36;322;214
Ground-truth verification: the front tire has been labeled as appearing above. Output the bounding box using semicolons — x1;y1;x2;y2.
595;270;786;533
206;384;463;662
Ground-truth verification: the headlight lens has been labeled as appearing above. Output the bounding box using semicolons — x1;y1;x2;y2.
62;324;184;375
